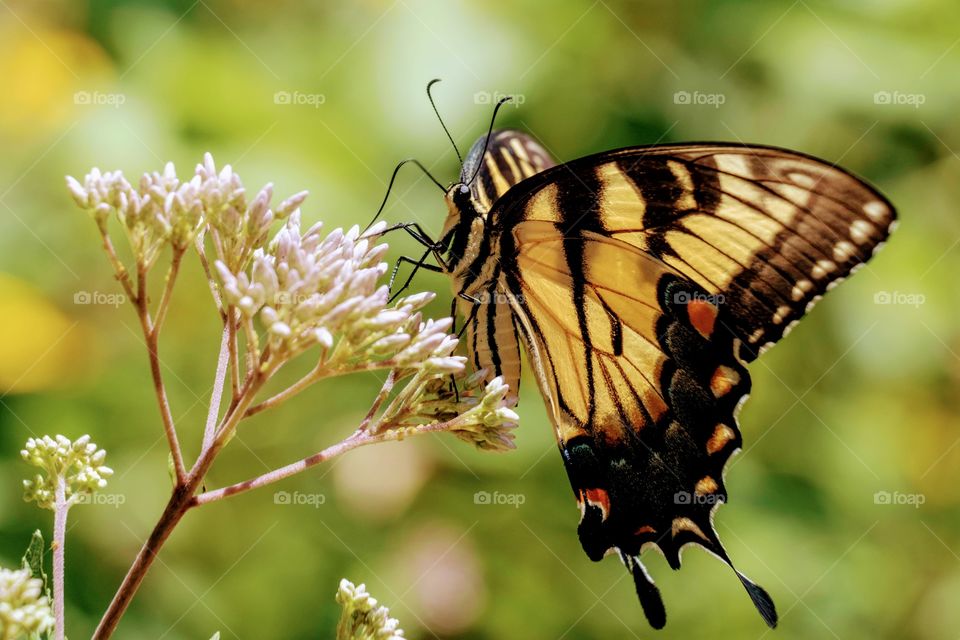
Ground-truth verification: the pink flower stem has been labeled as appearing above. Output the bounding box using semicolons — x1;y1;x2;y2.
52;476;68;640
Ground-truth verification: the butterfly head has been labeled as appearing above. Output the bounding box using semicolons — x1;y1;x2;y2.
439;180;486;275
440;129;558;277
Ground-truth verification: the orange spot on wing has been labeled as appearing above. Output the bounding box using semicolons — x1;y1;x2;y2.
706;424;736;454
687;299;718;338
710;365;741;397
583;488;611;520
671;517;710;541
695;476;718;495
634;525;656;535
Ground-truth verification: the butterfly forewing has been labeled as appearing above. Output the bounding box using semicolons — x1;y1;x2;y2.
496;144;896;361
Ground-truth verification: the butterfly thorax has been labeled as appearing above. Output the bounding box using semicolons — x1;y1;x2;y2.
441;185;488;284
441;130;557;294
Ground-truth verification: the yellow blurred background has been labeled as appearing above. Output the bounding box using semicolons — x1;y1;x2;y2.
1;1;958;638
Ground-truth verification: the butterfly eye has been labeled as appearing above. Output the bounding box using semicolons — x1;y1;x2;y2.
458;184;470;195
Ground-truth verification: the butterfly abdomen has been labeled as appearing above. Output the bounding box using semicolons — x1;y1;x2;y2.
443;130;559;397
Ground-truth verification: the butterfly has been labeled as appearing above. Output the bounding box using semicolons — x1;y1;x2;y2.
395;118;895;628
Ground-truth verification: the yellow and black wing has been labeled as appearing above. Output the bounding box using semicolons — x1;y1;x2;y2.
496;143;896;361
482;141;895;628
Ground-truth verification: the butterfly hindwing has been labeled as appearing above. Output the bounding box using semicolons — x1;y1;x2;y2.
501;220;774;626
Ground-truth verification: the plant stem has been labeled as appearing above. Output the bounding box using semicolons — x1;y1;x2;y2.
52;477;67;640
245;362;399;418
358;369;396;432
152;249;183;336
194;232;223;314
245;362;324;417
242;316;259;374
139;295;186;484
90;485;193;640
92;371;269;639
193;414;458;506
204;325;231;451
94;354;459;636
96;225;137;302
227;310;241;399
193;430;366;505
197;371;396;505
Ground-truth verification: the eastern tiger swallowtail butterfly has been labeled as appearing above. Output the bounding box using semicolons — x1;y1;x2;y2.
394;117;894;628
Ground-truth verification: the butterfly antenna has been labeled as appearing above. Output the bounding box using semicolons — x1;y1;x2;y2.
427;79;462;166
467;95;514;185
364;158;446;232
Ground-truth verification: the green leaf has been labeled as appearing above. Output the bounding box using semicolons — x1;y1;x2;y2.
21;529;52;639
21;529;47;584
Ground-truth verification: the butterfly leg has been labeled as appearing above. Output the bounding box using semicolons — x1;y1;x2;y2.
374;221;450;270
388;248;444;302
377;221;439;249
454;292;482;339
447;292;482;401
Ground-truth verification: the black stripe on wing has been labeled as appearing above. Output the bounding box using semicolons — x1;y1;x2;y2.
556;166;605;423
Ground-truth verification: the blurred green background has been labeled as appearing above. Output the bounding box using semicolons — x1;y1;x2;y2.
1;0;958;638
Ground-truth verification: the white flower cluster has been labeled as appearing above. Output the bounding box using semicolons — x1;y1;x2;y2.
335;579;404;640
448;376;520;451
192;153;306;271
215;215;465;369
66;153;306;269
0;567;54;638
66;154;521;451
398;372;519;451
370;368;520;451
21;435;113;510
